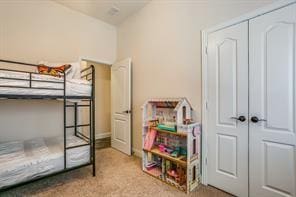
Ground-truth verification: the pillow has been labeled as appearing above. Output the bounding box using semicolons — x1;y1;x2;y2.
37;64;72;77
69;62;81;79
38;61;81;79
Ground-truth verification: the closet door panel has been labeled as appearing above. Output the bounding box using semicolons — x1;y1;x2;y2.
265;22;294;133
249;3;296;197
207;21;249;197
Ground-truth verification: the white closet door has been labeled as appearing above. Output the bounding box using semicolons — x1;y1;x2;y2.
249;4;296;197
207;21;249;197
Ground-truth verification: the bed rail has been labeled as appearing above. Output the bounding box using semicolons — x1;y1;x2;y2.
81;66;94;81
0;59;65;92
0;59;40;67
0;59;95;98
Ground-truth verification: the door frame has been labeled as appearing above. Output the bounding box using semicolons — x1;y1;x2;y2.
201;0;296;185
79;56;113;66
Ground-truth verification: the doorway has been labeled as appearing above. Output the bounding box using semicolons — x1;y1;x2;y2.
80;58;132;155
81;59;111;149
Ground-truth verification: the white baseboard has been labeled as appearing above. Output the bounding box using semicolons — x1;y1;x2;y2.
132;148;142;158
95;132;111;140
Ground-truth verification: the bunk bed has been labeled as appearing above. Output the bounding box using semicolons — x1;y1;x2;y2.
0;59;96;191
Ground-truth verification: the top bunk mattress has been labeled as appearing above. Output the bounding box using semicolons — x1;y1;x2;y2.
0;70;91;97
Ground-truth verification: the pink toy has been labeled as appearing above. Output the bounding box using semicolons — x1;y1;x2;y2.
144;129;157;151
167;169;178;178
159;144;166;152
146;162;157;170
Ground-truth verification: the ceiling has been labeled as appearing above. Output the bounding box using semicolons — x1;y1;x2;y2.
54;0;150;25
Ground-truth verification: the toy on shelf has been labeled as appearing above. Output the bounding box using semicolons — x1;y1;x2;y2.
180;147;187;156
144;128;157;151
145;161;157;170
167;165;187;186
158;144;166;152
184;119;193;125
157;124;176;132
167;169;178;179
171;147;180;158
148;120;159;127
146;167;162;177
142;98;201;193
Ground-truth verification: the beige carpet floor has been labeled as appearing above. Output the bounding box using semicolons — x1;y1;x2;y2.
0;148;232;197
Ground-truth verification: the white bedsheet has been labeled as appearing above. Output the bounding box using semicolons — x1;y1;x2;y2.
0;135;90;189
0;71;91;97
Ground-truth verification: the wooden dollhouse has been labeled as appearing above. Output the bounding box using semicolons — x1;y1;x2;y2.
142;98;201;193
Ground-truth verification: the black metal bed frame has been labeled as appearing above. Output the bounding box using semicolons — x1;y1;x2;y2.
0;59;96;192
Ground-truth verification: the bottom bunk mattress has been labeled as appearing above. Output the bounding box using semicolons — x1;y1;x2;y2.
0;135;90;189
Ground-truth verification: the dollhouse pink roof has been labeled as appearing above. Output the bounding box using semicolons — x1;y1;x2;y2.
142;97;193;110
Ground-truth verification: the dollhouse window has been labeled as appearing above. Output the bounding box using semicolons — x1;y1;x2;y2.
193;166;196;181
182;106;186;123
193;139;196;154
192;127;197;155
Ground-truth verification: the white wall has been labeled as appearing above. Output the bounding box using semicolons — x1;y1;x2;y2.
0;0;116;63
117;0;275;153
0;100;76;141
0;0;116;141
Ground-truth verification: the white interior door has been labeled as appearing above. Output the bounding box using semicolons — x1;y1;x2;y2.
207;21;249;197
249;4;296;197
111;58;132;155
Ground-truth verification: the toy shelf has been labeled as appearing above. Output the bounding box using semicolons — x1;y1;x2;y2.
143;168;187;192
142;98;201;194
143;147;187;167
149;127;187;137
